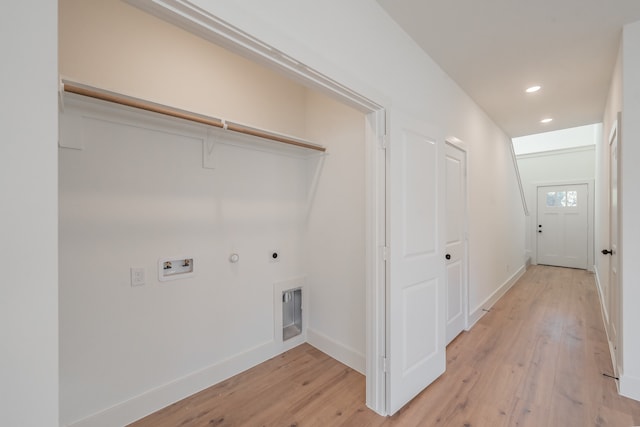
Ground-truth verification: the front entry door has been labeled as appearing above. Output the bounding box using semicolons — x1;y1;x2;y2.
445;143;467;344
536;184;588;269
387;112;446;415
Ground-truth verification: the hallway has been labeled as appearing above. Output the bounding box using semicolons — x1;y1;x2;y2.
130;266;640;426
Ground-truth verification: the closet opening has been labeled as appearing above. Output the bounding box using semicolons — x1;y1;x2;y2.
58;0;386;425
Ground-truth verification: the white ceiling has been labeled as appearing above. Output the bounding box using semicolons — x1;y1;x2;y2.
375;0;640;137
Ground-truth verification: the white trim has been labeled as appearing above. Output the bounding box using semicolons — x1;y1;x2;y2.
307;329;366;374
516;144;595;160
510;139;529;215
365;109;387;413
445;136;467;152
620;374;640;402
124;0;384;113
467;265;526;329
67;340;289;427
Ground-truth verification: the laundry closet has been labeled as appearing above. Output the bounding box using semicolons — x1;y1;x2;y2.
58;1;367;425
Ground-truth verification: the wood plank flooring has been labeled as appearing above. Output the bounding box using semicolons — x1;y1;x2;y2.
129;265;640;426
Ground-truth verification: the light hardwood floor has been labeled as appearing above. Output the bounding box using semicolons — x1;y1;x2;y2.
130;265;640;426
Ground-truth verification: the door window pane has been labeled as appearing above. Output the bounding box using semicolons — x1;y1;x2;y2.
546;190;578;207
565;190;577;207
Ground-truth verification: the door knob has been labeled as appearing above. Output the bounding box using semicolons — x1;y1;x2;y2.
445;254;451;260
602;249;613;255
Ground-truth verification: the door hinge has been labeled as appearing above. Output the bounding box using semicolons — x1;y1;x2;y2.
382;356;389;373
379;112;388;150
380;246;389;262
379;134;388;150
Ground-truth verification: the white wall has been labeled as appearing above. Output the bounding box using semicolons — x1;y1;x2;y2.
0;3;59;427
465;120;527;322
58;101;367;427
303;90;367;369
620;20;640;400
177;0;526;325
512;124;601;155
59;97;311;425
516;145;596;267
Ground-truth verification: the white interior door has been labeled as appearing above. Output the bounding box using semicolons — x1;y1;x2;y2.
387;112;446;415
445;143;467;344
607;119;620;372
536;184;588;269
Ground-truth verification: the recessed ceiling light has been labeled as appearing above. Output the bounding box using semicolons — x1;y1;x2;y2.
540;118;553;124
526;85;541;93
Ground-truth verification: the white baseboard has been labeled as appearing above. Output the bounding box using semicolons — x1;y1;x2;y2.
307;328;366;374
467;265;526;329
67;339;297;427
620;373;640;402
66;327;357;427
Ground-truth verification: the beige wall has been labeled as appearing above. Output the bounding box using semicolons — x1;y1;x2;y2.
59;0;308;137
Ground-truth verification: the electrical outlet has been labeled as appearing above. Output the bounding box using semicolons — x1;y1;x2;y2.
130;267;145;287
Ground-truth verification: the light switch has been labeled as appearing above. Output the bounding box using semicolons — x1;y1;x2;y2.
131;267;145;287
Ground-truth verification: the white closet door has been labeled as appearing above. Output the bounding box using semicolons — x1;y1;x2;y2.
387;111;446;414
445;143;467;344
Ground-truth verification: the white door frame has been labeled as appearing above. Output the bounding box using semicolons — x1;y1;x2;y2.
126;0;389;414
445;139;469;335
530;179;595;271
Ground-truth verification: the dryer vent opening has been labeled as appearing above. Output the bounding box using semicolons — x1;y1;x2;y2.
282;288;302;341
